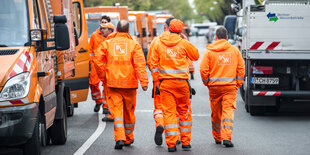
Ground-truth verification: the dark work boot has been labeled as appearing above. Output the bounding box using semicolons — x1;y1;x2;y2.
154;125;164;146
124;139;134;146
215;140;221;144
182;144;191;151
94;104;101;112
115;140;125;150
102;108;109;114
223;140;234;147
168;146;177;152
176;140;181;145
102;117;114;122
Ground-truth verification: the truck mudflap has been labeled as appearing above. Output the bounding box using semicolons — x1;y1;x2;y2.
253;91;310;97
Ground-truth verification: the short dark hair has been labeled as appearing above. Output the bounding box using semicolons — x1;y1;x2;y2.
101;15;111;22
165;17;175;27
216;27;228;39
117;20;129;32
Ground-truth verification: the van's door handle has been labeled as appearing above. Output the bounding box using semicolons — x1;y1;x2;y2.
79;49;88;53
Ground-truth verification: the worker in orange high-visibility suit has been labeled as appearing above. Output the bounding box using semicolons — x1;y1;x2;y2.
93;23;116;121
89;15;111;113
149;19;199;152
200;27;245;148
96;20;148;150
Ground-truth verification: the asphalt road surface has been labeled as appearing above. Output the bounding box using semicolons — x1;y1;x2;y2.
41;36;310;155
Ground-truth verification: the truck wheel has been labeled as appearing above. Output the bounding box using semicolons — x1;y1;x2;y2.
23;116;41;155
239;85;245;102
74;103;78;108
49;97;67;145
67;103;74;117
249;106;265;116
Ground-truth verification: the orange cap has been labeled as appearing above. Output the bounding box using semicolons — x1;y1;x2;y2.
100;23;115;30
169;19;183;33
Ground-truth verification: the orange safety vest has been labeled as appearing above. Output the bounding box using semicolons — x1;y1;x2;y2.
200;39;245;87
96;32;148;88
149;32;199;82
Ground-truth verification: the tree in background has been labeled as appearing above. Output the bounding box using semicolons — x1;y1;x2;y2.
83;0;193;22
194;0;232;25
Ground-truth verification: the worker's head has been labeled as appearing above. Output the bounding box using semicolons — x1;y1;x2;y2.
215;27;228;40
100;15;111;24
100;23;115;37
169;19;183;34
117;20;129;33
164;17;175;31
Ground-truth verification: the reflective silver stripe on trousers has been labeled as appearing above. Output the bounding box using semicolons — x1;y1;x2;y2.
179;121;192;126
92;96;100;100
92;92;100;96
212;121;221;127
114;123;124;129
203;79;209;83
101;101;107;104
221;118;233;124
180;128;191;133
237;76;244;81
164;124;179;129
159;68;189;74
89;53;96;56
153;110;163;115
151;68;159;73
221;125;233;130
155;114;163;118
209;77;236;82
102;95;106;99
125;128;134;134
212;126;220;132
165;131;179;137
124;122;135;128
114;117;123;121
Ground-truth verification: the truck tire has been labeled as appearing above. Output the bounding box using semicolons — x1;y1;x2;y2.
49;97;67;145
67;103;74;117
23;116;41;155
74;103;78;108
249;106;265;116
240;85;245;102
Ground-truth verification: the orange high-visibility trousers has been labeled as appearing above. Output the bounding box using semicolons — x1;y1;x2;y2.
159;80;192;148
89;60;104;105
107;87;137;144
103;83;113;119
153;81;164;128
209;85;237;142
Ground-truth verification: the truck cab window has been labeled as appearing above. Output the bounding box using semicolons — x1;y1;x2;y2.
72;2;82;37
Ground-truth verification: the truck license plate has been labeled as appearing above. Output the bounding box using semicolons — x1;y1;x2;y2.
252;77;279;85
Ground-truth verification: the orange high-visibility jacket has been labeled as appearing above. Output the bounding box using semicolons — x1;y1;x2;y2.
96;32;148;88
200;39;245;87
89;29;105;60
149;32;199;82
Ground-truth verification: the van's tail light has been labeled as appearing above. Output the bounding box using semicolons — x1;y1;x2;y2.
251;66;273;74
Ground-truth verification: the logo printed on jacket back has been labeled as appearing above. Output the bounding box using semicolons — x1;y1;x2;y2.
217;53;231;65
165;46;179;60
114;43;127;56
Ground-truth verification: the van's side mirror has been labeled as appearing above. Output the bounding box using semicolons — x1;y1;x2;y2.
54;15;70;50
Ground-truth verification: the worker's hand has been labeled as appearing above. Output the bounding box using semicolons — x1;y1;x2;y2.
142;86;148;91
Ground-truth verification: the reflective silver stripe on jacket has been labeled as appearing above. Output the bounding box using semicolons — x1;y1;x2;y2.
89;53;96;56
155;114;163;118
180;128;191;133
212;126;220;132
159;68;189;74
179;121;192;126
209;77;236;82
153;110;163;115
221;118;233;124
165;124;179;129
237;76;244;81
114;124;124;129
114;117;123;121
165;131;179;137
221;125;233;130
124;122;135;128
151;68;159;73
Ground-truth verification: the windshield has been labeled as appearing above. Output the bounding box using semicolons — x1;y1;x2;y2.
129;21;135;36
86;19;100;37
111;18;118;29
0;0;29;47
157;23;165;35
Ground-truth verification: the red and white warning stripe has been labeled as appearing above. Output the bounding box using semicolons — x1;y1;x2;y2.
250;42;281;50
9;49;34;78
253;91;281;96
0;98;29;106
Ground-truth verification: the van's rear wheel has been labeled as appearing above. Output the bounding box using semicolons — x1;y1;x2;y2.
23;115;41;155
67;103;74;117
49;97;67;145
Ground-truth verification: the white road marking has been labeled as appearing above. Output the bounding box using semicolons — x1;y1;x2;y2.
74;110;106;155
135;109;210;117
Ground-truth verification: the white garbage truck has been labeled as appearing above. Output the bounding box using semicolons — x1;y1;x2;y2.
239;0;310;115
